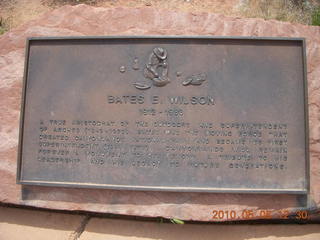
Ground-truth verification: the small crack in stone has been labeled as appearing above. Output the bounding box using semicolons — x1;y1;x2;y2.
68;215;90;240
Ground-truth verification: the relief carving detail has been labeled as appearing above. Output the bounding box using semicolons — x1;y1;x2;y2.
125;47;207;90
134;47;170;90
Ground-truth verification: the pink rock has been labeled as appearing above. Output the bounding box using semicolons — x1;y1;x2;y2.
0;4;319;221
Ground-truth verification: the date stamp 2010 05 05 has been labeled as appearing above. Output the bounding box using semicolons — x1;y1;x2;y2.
212;209;309;221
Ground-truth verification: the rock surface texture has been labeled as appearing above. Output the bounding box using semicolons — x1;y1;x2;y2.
0;4;319;221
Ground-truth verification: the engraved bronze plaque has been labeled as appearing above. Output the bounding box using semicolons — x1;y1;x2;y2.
17;37;309;193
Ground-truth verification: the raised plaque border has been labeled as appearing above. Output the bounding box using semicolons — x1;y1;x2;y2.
16;36;310;194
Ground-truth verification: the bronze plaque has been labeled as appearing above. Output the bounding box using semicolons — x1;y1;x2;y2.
17;37;309;193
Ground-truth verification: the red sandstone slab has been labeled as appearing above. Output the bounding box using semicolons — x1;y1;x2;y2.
0;5;319;221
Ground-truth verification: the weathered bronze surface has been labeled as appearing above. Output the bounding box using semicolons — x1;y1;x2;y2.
17;37;309;193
